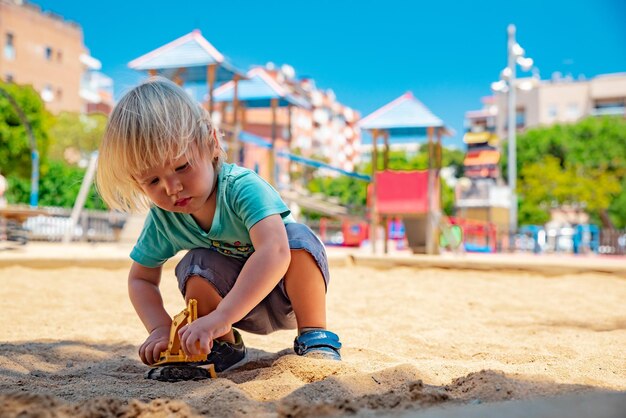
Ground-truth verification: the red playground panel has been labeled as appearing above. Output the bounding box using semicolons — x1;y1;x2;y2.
373;170;433;215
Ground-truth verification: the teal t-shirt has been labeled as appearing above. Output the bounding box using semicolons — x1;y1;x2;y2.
130;163;294;267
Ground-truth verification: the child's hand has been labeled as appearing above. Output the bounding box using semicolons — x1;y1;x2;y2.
139;324;170;365
178;311;231;356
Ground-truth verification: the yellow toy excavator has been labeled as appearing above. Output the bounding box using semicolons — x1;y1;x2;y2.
145;299;217;381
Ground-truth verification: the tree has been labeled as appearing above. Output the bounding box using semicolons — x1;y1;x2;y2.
510;116;626;228
519;156;620;225
48;112;107;164
6;160;106;210
0;82;51;179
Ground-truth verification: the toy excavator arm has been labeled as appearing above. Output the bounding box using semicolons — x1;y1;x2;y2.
151;299;216;377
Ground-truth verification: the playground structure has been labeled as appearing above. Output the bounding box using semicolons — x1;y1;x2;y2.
128;30;247;162
358;92;452;255
213;67;311;186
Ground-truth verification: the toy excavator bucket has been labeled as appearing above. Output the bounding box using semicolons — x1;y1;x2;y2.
145;299;217;381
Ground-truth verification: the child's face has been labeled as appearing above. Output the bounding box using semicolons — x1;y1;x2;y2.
135;148;217;215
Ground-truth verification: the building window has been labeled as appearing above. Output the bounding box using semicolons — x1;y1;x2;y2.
45;46;53;60
5;73;14;83
516;108;526;128
547;104;558;119
4;33;15;60
566;103;580;119
57;50;63;62
41;84;54;102
57;88;63;101
593;98;625;116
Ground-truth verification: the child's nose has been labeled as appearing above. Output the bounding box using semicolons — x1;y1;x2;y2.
165;178;183;196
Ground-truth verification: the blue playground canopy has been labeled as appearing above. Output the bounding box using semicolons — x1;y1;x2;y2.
214;68;311;109
358;92;451;137
128;30;245;83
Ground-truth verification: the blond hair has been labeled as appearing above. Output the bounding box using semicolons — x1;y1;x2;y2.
96;77;225;212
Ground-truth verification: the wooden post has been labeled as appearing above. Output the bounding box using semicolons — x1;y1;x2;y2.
173;69;184;86
269;97;278;186
287;104;293;143
383;130;390;170
287;104;295;185
370;129;379;254
207;64;217;117
239;103;247;166
383;130;390;254
229;74;241;164
436;127;443;209
239;103;247;130
426;126;435;255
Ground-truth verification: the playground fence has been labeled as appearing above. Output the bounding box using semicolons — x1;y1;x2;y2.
599;228;626;255
21;208;127;243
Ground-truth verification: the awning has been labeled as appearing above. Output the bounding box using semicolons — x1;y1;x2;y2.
463;131;499;145
464;150;500;166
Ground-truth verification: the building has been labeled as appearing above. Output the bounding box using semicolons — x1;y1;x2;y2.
456;96;509;247
0;0;111;113
214;63;361;186
494;72;626;138
463;96;500;179
457;71;626;247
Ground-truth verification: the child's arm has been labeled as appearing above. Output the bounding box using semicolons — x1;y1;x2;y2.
128;262;172;365
178;214;290;355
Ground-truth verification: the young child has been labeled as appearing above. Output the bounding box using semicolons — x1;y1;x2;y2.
96;77;341;372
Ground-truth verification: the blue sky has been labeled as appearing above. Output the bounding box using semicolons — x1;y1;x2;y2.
36;0;626;148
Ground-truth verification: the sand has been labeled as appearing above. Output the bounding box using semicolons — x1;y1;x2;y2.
0;262;625;417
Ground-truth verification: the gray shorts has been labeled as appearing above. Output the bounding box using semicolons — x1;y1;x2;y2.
175;223;330;335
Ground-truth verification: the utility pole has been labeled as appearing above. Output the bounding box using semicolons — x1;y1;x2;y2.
507;24;518;242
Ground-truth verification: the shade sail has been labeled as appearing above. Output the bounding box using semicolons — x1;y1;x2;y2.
214;68;311;109
128;30;245;83
358;92;450;136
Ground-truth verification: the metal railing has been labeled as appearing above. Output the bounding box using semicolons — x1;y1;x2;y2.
21;208;127;243
599;229;626;255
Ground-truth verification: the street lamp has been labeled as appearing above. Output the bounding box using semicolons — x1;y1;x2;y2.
491;24;534;248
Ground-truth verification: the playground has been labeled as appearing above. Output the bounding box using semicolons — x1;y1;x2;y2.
0;244;625;416
1;28;625;418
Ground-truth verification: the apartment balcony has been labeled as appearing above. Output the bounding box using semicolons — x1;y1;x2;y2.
456;180;510;208
463;131;499;146
591;106;625;117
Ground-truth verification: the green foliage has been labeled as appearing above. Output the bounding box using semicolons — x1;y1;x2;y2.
0;84;108;210
48;112;107;162
440;179;455;216
6;160;106;210
511;116;626;228
306;175;368;212
0;82;51;178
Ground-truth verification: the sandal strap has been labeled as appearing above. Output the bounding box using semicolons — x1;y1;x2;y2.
294;329;342;355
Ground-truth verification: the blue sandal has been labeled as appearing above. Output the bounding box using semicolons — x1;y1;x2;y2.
294;329;342;360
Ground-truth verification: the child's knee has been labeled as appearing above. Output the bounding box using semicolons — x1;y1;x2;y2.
184;275;223;314
289;248;314;263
